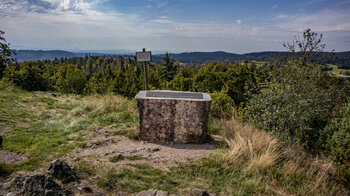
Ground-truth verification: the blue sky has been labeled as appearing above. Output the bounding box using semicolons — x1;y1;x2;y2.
1;0;350;53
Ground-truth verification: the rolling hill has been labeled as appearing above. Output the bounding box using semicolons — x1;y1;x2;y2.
12;50;350;68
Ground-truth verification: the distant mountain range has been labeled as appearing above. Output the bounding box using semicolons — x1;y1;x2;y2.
12;50;350;68
14;50;91;62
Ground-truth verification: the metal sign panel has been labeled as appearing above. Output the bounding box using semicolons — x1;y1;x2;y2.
146;91;204;99
136;51;152;62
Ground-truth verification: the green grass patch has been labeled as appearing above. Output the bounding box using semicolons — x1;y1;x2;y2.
0;85;138;173
126;156;144;161
109;154;125;163
91;153;346;195
207;119;224;135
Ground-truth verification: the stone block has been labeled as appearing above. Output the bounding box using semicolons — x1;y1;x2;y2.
135;90;211;144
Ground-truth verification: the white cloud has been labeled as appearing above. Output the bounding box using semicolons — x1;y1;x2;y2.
0;0;349;53
40;0;92;12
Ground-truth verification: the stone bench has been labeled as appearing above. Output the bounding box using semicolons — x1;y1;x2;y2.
135;90;211;144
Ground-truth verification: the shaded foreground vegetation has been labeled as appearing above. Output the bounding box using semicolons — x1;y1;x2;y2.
0;83;347;195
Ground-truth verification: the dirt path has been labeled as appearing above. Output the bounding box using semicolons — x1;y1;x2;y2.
0;150;27;164
68;127;216;170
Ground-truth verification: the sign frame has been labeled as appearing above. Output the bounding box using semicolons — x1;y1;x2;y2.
136;48;152;90
136;51;152;62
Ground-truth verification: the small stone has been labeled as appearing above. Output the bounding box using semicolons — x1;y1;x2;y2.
170;141;174;145
0;135;3;148
137;189;172;196
190;189;209;196
147;147;160;153
136;190;148;196
51;93;57;97
77;183;92;193
155;190;169;196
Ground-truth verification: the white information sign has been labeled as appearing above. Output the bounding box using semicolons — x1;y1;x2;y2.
136;51;152;62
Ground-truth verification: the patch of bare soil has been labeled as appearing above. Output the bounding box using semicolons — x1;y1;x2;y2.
69;127;216;170
0;150;27;164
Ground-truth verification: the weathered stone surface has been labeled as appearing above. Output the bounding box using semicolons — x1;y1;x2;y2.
0;172;72;196
136;189;176;196
135;90;211;144
75;182;92;193
190;189;209;196
47;159;78;184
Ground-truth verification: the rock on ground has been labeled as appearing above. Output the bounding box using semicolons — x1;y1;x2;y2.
137;189;177;196
0;172;72;196
47;159;78;184
190;189;217;196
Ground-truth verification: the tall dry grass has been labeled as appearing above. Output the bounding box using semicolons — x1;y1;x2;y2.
219;117;348;195
222;118;279;170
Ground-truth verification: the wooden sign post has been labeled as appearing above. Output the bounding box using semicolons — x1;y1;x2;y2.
136;48;152;90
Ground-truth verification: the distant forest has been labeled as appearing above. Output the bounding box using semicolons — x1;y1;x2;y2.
13;50;350;69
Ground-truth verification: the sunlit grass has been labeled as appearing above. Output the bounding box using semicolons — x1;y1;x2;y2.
0;82;347;195
0;84;138;173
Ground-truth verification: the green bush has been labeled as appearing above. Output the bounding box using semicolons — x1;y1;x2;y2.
210;90;235;119
86;70;112;94
243;64;333;149
323;99;350;184
4;62;48;91
167;75;193;91
53;64;87;94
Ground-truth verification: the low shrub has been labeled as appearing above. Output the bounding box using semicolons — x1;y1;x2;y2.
322;99;350;185
3;62;49;91
243;64;333;150
209;90;235;119
53;64;87;94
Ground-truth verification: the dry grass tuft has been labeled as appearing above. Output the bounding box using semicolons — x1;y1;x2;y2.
219;117;347;195
223;118;279;170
